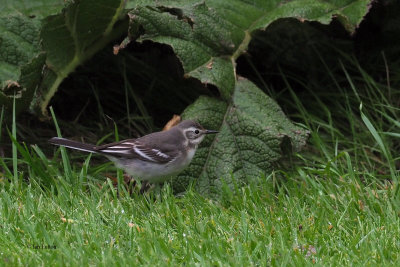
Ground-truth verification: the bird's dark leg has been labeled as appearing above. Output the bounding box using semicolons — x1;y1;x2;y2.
124;174;136;195
139;181;151;194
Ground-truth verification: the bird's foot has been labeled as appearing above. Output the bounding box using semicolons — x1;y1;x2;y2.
139;181;152;194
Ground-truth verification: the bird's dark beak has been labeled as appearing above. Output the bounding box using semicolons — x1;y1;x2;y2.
204;129;219;134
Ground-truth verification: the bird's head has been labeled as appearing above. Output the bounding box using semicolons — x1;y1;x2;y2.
177;120;218;146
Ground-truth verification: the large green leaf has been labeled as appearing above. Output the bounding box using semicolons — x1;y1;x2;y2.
0;14;44;112
0;0;66;113
0;0;65;19
174;79;308;196
33;0;128;116
0;15;40;87
129;0;371;100
0;0;128;116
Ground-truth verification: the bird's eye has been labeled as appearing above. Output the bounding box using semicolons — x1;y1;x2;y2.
194;130;200;134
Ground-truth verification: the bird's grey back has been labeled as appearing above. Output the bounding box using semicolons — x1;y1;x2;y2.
137;124;186;152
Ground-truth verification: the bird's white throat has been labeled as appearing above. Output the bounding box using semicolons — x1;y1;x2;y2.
186;147;196;163
191;135;205;145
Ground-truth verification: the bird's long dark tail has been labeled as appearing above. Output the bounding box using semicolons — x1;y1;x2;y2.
49;137;97;153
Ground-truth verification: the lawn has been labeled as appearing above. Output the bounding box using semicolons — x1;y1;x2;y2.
0;164;400;266
0;164;398;266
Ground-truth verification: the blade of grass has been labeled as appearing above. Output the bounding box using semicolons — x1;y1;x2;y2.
279;68;331;161
382;132;400;138
0;105;4;141
375;110;400;129
121;59;152;133
79;154;92;188
12;95;18;189
50;106;72;182
360;103;395;178
122;60;132;135
112;122;129;197
359;103;398;203
0;156;12;177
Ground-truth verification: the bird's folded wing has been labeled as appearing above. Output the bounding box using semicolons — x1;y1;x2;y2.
94;140;178;163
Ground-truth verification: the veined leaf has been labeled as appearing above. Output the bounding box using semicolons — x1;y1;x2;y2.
0;0;128;116
0;14;44;112
174;79;308;196
130;0;371;100
34;0;128;116
0;0;66;113
0;0;65;19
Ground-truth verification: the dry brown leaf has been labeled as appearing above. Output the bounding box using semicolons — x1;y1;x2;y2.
293;244;317;257
163;115;181;131
5;80;20;88
61;217;74;223
113;45;120;55
371;190;379;199
358;200;365;211
113;38;130;55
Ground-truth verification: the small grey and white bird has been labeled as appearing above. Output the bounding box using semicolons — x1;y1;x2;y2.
49;120;218;190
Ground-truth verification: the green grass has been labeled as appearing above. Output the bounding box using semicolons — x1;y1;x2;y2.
0;157;399;265
0;58;399;266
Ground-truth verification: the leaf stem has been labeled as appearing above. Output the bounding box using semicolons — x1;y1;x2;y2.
40;18;129;115
232;31;251;61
